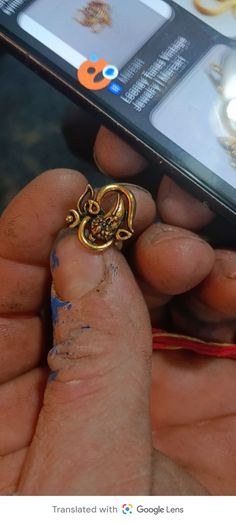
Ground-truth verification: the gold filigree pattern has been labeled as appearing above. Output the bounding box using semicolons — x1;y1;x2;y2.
193;0;236;17
74;1;112;33
207;53;236;169
66;184;136;251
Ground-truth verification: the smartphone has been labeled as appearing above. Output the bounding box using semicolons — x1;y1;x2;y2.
1;0;236;222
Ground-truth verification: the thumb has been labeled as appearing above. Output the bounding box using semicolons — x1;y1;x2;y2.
18;232;153;495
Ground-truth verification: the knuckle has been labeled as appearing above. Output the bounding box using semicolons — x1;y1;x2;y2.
47;324;120;382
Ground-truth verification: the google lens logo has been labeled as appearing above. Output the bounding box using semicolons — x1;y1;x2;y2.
122;504;133;515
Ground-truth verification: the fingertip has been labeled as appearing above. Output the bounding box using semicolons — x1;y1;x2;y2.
170;296;236;343
0;169;88;265
133;224;215;295
157;176;215;231
194;249;236;317
51;234;105;304
37;168;88;194
94;127;148;178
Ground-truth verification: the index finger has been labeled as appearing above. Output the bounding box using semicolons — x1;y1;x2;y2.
0;169;87;266
0;169;87;382
94;127;215;230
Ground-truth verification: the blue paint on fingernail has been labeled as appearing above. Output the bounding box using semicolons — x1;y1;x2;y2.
51;295;72;324
51;248;60;271
48;371;58;382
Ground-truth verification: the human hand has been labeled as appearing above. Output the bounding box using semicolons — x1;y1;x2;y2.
0;129;236;496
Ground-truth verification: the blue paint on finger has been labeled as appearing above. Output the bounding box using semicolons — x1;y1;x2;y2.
51;248;60;271
51;295;72;324
48;371;58;382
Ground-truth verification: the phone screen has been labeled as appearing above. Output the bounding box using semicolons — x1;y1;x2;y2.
1;0;236;210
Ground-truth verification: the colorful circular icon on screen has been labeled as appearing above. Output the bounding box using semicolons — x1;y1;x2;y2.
78;56;118;90
103;65;119;80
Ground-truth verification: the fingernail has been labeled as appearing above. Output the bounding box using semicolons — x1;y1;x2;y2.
119;182;151;195
50;230;76;271
145;223;206;246
51;235;106;302
145;223;176;244
94;182;151;196
51;288;72;324
93;149;110;177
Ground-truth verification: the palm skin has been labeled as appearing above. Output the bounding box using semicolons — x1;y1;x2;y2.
0;150;236;495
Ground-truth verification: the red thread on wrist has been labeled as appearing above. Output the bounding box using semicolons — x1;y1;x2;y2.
152;329;236;359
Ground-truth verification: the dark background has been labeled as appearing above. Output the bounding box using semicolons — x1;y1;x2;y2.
0;50;107;213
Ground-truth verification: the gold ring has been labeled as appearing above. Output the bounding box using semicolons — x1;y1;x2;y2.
66;184;136;252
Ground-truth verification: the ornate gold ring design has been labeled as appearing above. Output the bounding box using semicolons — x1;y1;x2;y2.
66;184;136;252
193;0;236;16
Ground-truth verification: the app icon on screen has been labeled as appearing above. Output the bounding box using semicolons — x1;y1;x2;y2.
108;82;123;94
78;56;118;90
103;65;119;80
